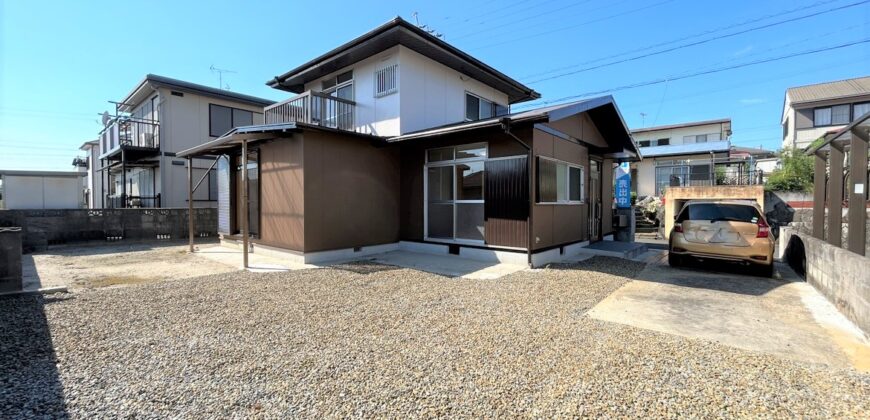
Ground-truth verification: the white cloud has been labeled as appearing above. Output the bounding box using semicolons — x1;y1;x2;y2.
733;45;754;57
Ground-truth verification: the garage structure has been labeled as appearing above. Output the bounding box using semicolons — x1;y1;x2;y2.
0;170;86;210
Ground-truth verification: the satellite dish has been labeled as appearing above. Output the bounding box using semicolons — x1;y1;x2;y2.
101;112;110;126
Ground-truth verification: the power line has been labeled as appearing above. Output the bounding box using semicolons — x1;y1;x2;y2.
467;0;678;51
515;38;870;109
526;0;870;83
518;0;846;80
449;0;601;41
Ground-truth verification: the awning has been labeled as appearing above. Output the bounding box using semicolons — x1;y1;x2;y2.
177;122;384;158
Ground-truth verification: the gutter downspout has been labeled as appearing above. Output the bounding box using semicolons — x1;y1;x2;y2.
500;117;534;267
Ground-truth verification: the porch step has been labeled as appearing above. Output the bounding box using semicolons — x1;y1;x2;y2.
576;241;648;260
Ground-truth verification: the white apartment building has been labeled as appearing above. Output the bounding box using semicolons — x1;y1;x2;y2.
630;118;732;197
82;75;274;208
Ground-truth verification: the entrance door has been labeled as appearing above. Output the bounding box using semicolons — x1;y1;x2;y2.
589;160;602;241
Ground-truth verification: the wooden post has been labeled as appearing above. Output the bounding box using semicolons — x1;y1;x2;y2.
847;128;868;255
828;145;844;247
241;140;249;269
188;157;194;253
812;152;826;240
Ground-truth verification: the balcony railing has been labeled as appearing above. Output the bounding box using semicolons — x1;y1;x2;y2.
264;91;356;131
101;117;160;154
105;194;161;209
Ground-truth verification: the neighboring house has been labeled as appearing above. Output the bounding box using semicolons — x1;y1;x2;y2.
729;145;777;184
94;74;274;209
0;170;86;209
73;139;101;208
782;76;870;150
178;17;640;266
630;118;732;197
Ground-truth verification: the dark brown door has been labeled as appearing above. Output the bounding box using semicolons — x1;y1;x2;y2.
589;160;602;241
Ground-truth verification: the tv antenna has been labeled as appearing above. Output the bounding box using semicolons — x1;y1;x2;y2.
640;112;648;127
210;65;237;90
411;12;443;39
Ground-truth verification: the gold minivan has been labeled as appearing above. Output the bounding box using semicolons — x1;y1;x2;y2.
668;200;775;277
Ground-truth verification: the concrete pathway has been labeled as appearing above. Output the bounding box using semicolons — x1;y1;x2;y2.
588;256;870;371
369;251;528;279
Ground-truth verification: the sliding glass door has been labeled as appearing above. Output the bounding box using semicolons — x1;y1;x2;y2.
425;143;487;243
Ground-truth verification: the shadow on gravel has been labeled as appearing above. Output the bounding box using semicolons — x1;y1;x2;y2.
0;294;68;418
330;261;407;275
544;256;648;279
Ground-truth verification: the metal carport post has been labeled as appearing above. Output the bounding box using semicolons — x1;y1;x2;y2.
186;156;221;253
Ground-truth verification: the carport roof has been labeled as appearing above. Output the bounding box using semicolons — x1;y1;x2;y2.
176;122;384;157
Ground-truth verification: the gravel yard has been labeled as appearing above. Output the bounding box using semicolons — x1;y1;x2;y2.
2;257;868;417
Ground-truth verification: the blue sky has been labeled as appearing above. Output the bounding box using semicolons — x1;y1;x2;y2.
1;0;868;170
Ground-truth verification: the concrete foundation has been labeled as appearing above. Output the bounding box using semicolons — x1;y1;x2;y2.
780;226;870;335
0;227;23;293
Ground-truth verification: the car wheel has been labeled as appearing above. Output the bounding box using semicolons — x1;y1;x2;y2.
668;252;682;267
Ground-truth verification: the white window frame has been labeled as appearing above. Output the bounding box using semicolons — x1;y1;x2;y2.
423;143;488;245
464;92;507;122
536;156;585;205
373;64;398;97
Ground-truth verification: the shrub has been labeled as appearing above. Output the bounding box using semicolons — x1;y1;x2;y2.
765;147;813;192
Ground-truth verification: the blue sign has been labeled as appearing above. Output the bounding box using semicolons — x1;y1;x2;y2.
615;162;631;209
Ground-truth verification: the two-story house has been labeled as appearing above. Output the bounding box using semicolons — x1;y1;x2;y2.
178;17;641;267
630;118;732;197
782;76;870;150
91;75;274;208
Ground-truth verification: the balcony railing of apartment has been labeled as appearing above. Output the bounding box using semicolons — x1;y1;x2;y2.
105;193;161;209
101;117;161;153
264;91;356;131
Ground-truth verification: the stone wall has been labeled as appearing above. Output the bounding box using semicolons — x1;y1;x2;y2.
0;208;217;253
780;227;870;334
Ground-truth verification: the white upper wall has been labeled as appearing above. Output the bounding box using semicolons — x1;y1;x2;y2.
298;45;511;136
632;122;729;146
398;46;508;134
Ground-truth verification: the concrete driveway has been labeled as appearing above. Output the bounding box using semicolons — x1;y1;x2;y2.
589;253;870;371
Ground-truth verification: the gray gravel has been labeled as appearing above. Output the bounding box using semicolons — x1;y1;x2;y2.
1;257;868;418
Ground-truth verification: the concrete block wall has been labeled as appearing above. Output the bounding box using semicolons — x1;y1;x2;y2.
0;227;23;292
780;227;870;335
0;208;217;252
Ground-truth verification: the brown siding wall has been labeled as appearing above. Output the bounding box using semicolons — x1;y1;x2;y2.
303;130;400;252
398;126;530;245
531;128;589;251
258;137;305;251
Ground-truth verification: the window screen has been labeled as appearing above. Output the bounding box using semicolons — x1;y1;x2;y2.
465;94;480;121
814;108;832;126
854;102;870;120
209;104;232;137
831;104;850;125
232;109;253;127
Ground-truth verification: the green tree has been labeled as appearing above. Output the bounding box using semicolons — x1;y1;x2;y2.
765;147;814;192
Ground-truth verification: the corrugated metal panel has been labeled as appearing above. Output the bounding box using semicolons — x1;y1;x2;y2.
484;156;528;248
217;156;231;234
787;76;870;104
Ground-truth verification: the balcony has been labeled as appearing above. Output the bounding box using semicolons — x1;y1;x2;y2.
100;117;160;160
264;91;356;131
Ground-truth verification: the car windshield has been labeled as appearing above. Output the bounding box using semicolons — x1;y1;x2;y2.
677;203;760;223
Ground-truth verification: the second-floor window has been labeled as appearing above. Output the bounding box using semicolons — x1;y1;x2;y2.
853;102;870;120
638;138;670;147
209;104;254;137
814;104;849;126
322;70;353;100
465;92;509;121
